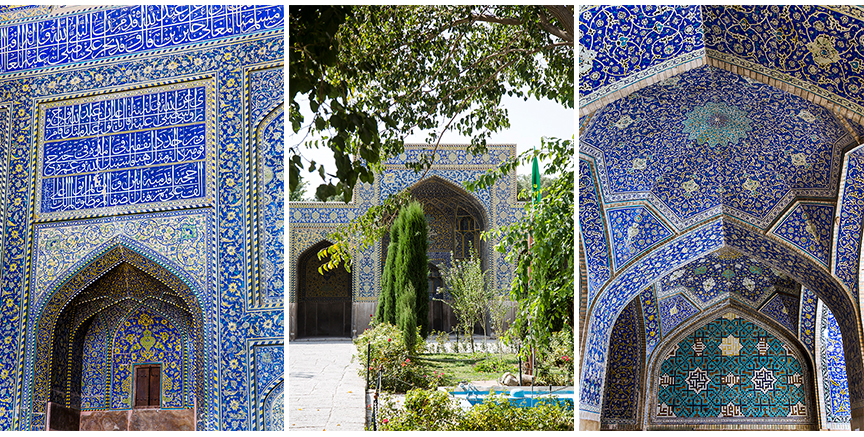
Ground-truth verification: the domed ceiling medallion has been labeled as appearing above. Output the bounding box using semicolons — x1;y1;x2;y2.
682;102;752;147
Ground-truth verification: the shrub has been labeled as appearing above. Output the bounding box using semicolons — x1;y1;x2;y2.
354;322;430;392
472;354;515;373
454;394;574;431
377;388;461;431
378;388;574;431
550;329;574;378
533;329;574;386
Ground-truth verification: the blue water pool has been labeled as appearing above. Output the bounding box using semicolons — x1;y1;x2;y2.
446;386;575;409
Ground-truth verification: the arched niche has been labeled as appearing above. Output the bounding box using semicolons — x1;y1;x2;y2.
408;175;487;263
643;305;817;430
600;297;644;430
378;176;489;333
29;243;206;431
296;240;352;338
580;219;864;428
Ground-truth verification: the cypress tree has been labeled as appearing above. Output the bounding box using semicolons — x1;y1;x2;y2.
375;209;401;325
395;201;429;338
398;282;417;353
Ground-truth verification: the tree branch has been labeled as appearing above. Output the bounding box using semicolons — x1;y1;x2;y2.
538;6;573;44
418;42;564;180
543;6;574;41
453;14;522;27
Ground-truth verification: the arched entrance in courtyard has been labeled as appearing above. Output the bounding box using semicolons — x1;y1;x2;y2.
30;243;206;431
296;240;352;338
379;176;488;333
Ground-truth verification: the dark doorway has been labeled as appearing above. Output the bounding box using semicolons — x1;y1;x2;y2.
297;241;352;337
134;364;161;408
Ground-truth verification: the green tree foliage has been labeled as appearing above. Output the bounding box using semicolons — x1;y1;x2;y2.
289;176;307;201
395;201;430;338
437;249;494;353
466;137;574;355
375;209;403;325
398;282;418;353
289;5;573;201
516;174;555;201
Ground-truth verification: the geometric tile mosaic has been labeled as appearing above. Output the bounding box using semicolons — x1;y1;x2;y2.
655;313;810;423
607;205;673;270
771;202;835;269
821;304;851;424
0;6;285;430
579;6;864;425
581;218;725;414
718;219;864;408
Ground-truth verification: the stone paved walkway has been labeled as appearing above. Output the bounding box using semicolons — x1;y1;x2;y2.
289;339;367;431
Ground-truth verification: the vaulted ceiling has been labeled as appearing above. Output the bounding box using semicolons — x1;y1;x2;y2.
579;5;864;125
581;66;854;231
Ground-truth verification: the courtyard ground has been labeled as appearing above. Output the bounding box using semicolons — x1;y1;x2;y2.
288;339;366;431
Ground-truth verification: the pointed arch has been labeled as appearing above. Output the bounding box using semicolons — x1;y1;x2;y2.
27;238;210;430
296;240;352;338
581;218;864;427
643;304;818;430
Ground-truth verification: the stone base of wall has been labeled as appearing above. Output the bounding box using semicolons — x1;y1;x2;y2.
46;402;80;431
353;302;376;336
79;408;195;431
852;406;864;431
580;418;600;430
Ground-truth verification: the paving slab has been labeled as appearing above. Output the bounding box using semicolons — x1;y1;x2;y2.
289;339;366;431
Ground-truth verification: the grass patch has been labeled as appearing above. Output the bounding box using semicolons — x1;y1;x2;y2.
415;352;519;384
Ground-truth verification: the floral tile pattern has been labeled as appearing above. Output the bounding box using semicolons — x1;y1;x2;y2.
0;6;284;431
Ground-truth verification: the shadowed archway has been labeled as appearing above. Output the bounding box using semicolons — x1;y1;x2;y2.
28;241;208;431
296;240;352;338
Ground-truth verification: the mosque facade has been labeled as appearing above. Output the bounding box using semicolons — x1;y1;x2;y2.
0;6;284;431
579;5;864;431
288;144;522;340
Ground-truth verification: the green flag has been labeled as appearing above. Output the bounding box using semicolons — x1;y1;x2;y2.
531;152;541;203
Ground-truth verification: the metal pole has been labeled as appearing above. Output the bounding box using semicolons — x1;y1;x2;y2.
373;368;382;431
518;356;522;386
366;343;371;389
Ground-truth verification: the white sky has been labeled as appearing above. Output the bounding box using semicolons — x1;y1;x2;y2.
290;94;574;190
